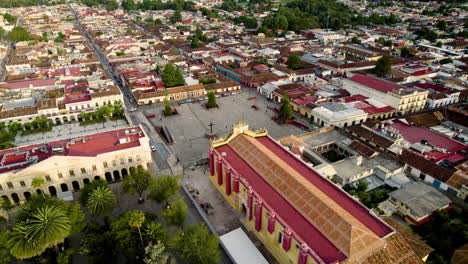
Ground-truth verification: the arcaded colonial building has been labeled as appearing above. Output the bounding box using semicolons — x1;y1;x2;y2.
0;126;152;203
209;123;424;264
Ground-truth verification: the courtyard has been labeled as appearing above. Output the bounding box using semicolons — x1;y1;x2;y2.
140;88;313;166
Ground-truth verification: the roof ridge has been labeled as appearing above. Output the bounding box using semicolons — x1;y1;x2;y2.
229;134;383;259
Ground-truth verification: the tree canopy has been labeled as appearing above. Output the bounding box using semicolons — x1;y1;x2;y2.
161;63;185;87
206;89;217;108
286;53;301;70
86;186;116;216
121;166;152;200
8;27;30;42
172;223;220;264
373;55;392;77
148;175;180;203
278;93;292;121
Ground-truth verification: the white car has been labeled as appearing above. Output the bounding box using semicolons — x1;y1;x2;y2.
150;145;156;152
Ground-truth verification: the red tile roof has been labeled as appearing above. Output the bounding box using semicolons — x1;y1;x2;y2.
387;121;466;154
349;74;401;93
215;135;393;263
0;127;145;174
217;144;347;263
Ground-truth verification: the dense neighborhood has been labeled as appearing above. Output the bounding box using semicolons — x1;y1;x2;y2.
0;0;466;264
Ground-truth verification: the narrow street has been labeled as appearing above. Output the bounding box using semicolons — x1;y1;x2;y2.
0;17;23;81
66;3;233;263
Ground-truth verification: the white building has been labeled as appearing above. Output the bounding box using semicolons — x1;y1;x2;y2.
343;74;428;115
311;102;368;128
425;92;460;109
0;126;153;203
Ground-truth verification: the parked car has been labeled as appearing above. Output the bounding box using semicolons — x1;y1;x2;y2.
251;105;260;111
146;114;155;118
150;145;156;152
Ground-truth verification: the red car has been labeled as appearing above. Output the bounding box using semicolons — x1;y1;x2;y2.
251;105;259;111
146;114;155;119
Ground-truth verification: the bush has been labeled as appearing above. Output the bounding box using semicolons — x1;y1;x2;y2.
80;118;106;126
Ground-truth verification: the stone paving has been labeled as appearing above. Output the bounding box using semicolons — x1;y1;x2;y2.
182;166;278;264
14;119;129;146
141;88;313;166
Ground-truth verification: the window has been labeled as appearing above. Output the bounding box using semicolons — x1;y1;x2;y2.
278;232;283;244
0;184;2;191
7;182;13;189
57;173;63;179
92;165;97;171
20;181;26;187
112;160;116;166
45;175;51;181
420;173;426;180
128;157;133;163
136;155;141;161
69;170;75;176
103;162;108;168
120;158;125;165
81;168;86;174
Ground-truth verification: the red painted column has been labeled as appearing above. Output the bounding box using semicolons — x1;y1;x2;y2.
217;159;223;185
298;245;308;264
233;177;240;193
255;201;263;231
282;231;292;252
209;150;214;176
225;168;232;196
267;213;276;234
247;192;253;221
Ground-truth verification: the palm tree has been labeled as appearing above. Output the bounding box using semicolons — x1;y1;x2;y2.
128;210;145;246
86;186;116;216
0;197;14;228
8;221;43;259
31;177;46;197
25;205;71;248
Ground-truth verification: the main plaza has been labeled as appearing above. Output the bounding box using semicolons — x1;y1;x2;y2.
140;88;313;166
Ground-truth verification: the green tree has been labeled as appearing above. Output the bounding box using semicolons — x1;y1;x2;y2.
191;37;199;49
96;104;112;119
110;211;145;258
122;0;136;10
57;248;74;264
439;58;453;65
162;198;187;227
0;230;11;264
106;0;119;11
144;222;167;245
286;53;301;70
79;179;108;206
278;93;292;121
400;47;412;58
148;175;180;204
164;96;173;115
0;197;14;227
8;26;30;42
436;20;447;31
128;210;145;246
31;177;46;197
170;11;182;24
41;32;48;42
172;223;220;264
351;36;361;44
2;13;16;23
373;54;392;77
206;89;217;108
86;186;116;216
8;205;71;259
144;241;171;264
79;222;115;264
161;63;185;87
121;166;152;201
0;27;5;38
7;222;42;259
195;27;203;39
